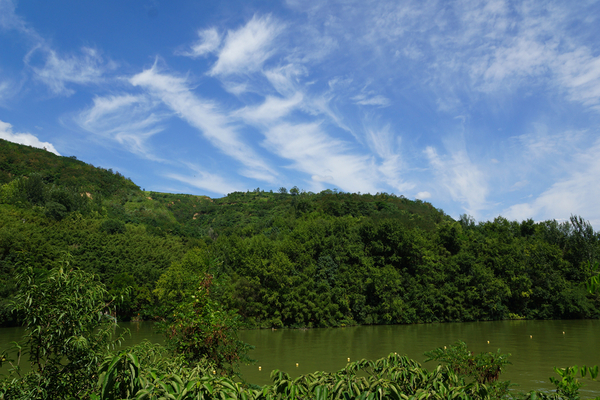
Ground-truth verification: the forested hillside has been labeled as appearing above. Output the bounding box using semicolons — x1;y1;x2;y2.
1;139;599;327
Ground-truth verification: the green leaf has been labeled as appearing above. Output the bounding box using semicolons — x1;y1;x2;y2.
590;365;599;380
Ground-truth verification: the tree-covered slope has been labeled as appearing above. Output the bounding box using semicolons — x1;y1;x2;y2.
0;138;140;197
0;140;598;328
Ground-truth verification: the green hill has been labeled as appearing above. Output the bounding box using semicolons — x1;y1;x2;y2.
0;139;598;327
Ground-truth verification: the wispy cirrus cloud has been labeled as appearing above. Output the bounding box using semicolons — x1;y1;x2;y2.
130;65;277;182
262;121;380;193
0;77;20;104
263;64;306;97
210;15;283;76
503;137;600;227
236;93;303;125
1;0;114;96
27;47;116;96
179;11;413;193
425;145;489;216
0;0;37;37
75;94;167;159
555;47;600;111
286;0;600;114
165;169;238;196
351;94;390;107
0;80;8;100
179;28;221;58
363;124;412;193
0;119;60;155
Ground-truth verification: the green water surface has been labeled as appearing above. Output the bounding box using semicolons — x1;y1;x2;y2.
1;319;598;395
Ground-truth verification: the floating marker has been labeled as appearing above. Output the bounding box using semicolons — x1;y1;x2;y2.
530;335;533;338
487;341;490;344
259;366;262;371
296;363;299;367
347;358;350;362
563;331;565;334
444;346;447;350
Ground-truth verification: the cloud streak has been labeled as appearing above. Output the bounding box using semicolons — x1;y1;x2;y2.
165;169;238;196
263;121;383;193
425;145;489;216
75;94;167;159
130;65;277;182
210;15;283;76
1;0;114;96
179;28;221;58
503;137;600;227
27;47;116;95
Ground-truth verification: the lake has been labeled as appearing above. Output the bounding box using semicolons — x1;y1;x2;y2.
2;319;599;395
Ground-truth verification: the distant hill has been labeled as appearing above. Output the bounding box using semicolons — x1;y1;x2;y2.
1;139;598;328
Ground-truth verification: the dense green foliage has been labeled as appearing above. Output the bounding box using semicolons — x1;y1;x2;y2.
1;245;599;399
1;140;599;329
0;139;139;197
162;273;253;376
94;346;515;400
0;259;126;399
425;341;511;385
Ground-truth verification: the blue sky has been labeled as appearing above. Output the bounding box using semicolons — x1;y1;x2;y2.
1;0;600;227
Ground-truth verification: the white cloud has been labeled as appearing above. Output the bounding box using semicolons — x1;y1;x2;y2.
297;0;598;114
472;36;554;92
0;0;38;37
75;94;166;159
365;125;396;160
555;47;600;110
0;119;60;155
165;170;238;196
236;93;303;125
220;80;249;96
130;66;277;182
508;126;586;183
263;64;306;97
210;15;283;76
416;191;431;200
28;47;115;95
262;121;381;193
510;180;529;191
0;1;113;96
312;174;333;182
425;145;488;216
351;94;391;107
503;138;600;227
0;79;15;103
180;28;221;58
363;124;412;192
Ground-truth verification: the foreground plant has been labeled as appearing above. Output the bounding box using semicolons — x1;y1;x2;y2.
95;349;506;400
162;273;253;376
0;256;125;399
425;341;512;384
